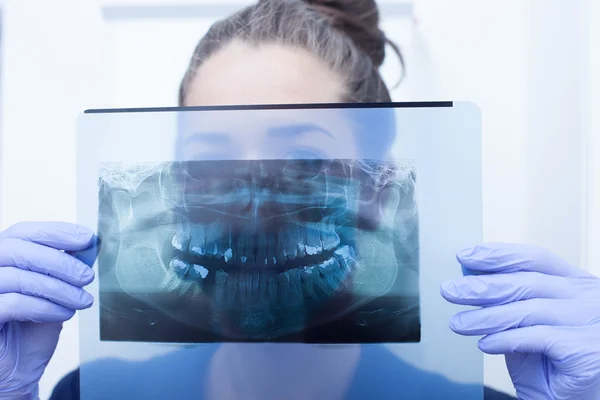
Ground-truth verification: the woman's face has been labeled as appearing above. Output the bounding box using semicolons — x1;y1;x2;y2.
179;39;360;160
103;40;412;341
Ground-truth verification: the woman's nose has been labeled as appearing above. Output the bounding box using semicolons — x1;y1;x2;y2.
181;160;286;227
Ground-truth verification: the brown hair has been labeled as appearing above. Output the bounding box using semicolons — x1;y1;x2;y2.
178;0;404;105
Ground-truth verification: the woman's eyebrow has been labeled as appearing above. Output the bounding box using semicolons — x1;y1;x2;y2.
267;123;333;139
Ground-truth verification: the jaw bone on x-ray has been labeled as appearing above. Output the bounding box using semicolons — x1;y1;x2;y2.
97;156;420;343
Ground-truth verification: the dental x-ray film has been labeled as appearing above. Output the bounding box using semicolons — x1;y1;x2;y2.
77;103;483;398
96;158;419;343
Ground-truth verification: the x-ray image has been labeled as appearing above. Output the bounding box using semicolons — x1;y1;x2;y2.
96;158;420;343
78;103;484;399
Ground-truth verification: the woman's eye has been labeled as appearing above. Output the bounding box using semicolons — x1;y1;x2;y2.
283;148;325;160
283;162;327;180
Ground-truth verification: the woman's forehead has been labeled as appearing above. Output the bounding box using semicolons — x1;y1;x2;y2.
183;39;347;107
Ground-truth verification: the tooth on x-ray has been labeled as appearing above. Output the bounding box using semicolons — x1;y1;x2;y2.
96;159;420;342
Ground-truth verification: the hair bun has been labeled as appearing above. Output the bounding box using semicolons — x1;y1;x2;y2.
304;0;388;67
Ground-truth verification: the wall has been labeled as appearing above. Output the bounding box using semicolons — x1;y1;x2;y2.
410;2;528;394
525;0;587;268
0;1;111;398
411;1;589;393
587;0;600;275
0;0;593;399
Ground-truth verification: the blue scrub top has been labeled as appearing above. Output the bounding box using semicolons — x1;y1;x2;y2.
50;345;516;400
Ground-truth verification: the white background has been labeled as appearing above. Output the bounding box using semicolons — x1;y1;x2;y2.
0;0;598;398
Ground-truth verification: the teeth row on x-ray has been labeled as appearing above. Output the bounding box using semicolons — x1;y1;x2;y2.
171;221;342;268
166;244;357;305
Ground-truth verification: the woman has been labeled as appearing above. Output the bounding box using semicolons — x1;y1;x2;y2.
0;1;599;399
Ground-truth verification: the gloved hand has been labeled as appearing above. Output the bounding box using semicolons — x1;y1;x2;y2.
441;243;600;400
0;222;97;399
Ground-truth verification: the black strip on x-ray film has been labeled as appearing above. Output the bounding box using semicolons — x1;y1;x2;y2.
84;101;453;114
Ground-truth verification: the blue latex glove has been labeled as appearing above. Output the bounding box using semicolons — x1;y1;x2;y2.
0;222;97;399
441;243;600;400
